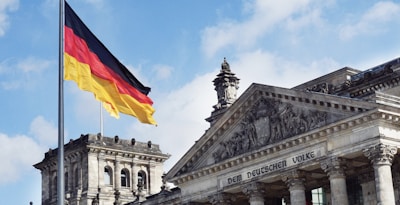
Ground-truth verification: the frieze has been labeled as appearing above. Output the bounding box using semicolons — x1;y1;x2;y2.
213;97;333;162
218;147;325;188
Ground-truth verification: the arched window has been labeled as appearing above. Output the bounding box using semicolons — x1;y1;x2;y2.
137;171;147;190
104;166;113;185
121;169;130;187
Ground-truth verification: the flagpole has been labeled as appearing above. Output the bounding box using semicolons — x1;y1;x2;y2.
100;102;104;136
57;0;65;205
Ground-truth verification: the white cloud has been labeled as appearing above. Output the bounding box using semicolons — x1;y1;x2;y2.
201;0;314;58
339;1;400;40
152;64;173;80
285;7;323;32
66;82;100;124
126;72;216;170
0;0;18;37
0;57;53;90
0;115;60;185
17;56;52;73
233;50;340;90
0;133;42;184
29;116;58;146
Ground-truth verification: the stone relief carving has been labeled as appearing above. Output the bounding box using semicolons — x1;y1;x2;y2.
306;82;333;94
213;97;328;162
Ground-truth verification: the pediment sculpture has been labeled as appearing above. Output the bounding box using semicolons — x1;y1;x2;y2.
213;97;338;162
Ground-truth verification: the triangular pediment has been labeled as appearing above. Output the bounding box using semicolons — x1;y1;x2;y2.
166;83;377;180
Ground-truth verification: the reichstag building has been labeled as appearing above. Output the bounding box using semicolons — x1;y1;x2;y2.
35;57;400;205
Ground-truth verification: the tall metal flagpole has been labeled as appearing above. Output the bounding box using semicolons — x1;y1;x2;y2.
57;0;65;205
100;103;104;136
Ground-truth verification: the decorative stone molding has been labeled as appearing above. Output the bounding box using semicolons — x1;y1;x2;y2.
282;170;306;191
212;58;240;111
306;82;334;94
242;182;265;200
208;192;236;205
321;157;347;179
213;97;331;162
364;143;397;166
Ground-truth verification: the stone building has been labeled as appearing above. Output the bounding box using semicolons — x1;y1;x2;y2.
139;57;400;205
34;134;170;205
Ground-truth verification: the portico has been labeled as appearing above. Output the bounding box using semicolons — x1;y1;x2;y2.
139;57;400;205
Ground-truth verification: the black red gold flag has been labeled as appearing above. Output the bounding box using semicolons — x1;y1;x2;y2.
64;2;156;124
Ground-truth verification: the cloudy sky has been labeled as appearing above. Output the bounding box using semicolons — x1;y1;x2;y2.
0;0;399;204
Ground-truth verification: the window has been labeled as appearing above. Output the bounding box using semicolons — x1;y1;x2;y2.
311;188;326;205
65;172;68;191
74;167;79;188
53;175;57;196
104;166;113;185
138;171;147;189
121;169;130;187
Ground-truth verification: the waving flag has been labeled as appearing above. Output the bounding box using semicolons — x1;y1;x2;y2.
64;2;156;124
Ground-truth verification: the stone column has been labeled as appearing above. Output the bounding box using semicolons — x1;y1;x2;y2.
321;157;349;205
242;182;265;205
358;170;376;205
208;192;236;205
97;152;105;187
130;162;136;192
282;170;306;205
115;159;121;190
148;160;156;194
364;143;397;205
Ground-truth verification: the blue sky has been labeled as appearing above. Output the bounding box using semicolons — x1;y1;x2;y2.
0;0;399;204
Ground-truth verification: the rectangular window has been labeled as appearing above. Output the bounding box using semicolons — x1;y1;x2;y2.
311;188;326;205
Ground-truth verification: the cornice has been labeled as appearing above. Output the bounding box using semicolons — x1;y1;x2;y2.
87;145;170;163
168;108;400;185
167;84;377;180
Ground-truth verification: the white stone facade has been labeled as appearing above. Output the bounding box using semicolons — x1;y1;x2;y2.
34;134;169;205
141;57;400;205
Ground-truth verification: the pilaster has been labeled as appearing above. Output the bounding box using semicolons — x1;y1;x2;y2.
130;162;136;193
115;158;121;190
97;152;105;187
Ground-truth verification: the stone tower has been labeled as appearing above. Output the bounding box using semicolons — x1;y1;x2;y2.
206;58;240;125
34;134;170;205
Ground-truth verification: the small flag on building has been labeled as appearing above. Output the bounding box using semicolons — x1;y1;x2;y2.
64;2;156;124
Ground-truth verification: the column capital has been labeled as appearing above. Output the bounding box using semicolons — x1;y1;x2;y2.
282;170;306;191
208;192;236;205
242;182;265;200
321;157;346;179
364;143;397;166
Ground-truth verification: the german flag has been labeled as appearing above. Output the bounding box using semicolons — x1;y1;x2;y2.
64;2;156;124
